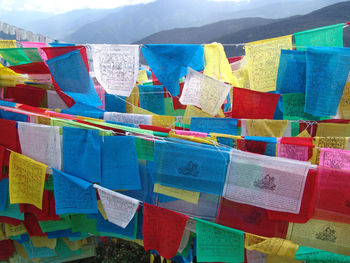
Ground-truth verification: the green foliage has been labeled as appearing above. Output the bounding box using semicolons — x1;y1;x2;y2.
95;239;150;263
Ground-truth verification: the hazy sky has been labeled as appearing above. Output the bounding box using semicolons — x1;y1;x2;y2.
0;0;245;13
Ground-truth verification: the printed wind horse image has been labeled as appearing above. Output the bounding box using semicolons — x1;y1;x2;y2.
253;174;277;191
0;0;350;262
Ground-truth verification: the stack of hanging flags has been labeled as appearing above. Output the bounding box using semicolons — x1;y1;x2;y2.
0;22;350;263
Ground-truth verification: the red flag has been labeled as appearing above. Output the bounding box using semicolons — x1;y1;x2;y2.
267;169;318;223
232;87;280;119
216;198;288;238
24;213;46;237
143;203;188;259
0;119;21;169
0;239;14;260
6;85;46;107
314;167;350;223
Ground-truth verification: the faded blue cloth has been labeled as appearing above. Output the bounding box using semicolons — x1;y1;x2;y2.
121;163;154;204
105;94;126;113
49;42;76;47
190;117;237;147
10;234;29;244
52;168;97;215
142;44;204;96
61;102;104;119
153;141;229;195
46;229;81;239
22;240;56;258
138;85;165;115
62;127;101;183
0;199;24;220
0;109;28;122
271;91;283;120
47;50;102;107
190;117;237;135
276;50;306;94
0;178;8;211
0;100;16;107
101;136;141;190
136;207;143;240
305;47;350;116
90;212;137;239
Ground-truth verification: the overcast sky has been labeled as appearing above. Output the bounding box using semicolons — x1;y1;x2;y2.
0;0;245;13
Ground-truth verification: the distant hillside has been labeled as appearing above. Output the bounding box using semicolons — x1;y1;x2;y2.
136;17;275;44
216;1;350;56
136;1;350;57
63;0;345;44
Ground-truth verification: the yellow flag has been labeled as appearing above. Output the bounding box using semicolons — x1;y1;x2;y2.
231;57;250;89
245;35;292;92
316;123;350;137
137;70;149;84
5;223;27;237
98;200;108;220
126;85;139;113
287;219;350;256
30;236;57;249
245;233;299;258
203;42;234;85
267;255;302;263
314;137;349;149
339;80;350;119
297;129;311;138
183;105;224;125
152;115;175;128
0;40;16;49
9;152;47;210
246;120;289;137
0;66;22;87
154;183;200;204
63;237;84;251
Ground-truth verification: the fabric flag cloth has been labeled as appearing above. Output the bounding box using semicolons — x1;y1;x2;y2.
143;203;188;259
319;148;350;170
9;152;47;210
42;45;89;70
223;149;311;214
315;166;350;220
153;140;229;195
0;48;42;66
62;127;101;183
20;41;48;60
267;169;318;223
244;120;289;137
216;198;288;238
195;218;244;263
142;44;204;97
138;85;165;115
105;94;126;113
179;68;231;116
231;87;280;119
295;245;350;262
0;239;14;260
46;50;102;107
287;218;350;257
245;233;299;259
23;213;45;237
203;42;234;85
282;93;324;120
339;76;350;119
5;85;46;107
276;50;306;94
18;122;61;170
245;35;293;92
94;184;139;228
101;135;141;190
316;123;350;137
294;23;344;50
304;47;350;116
277;137;313;161
52;168;97;215
0;178;8;211
90;44;139;97
0;118;21;167
104;112;152;126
